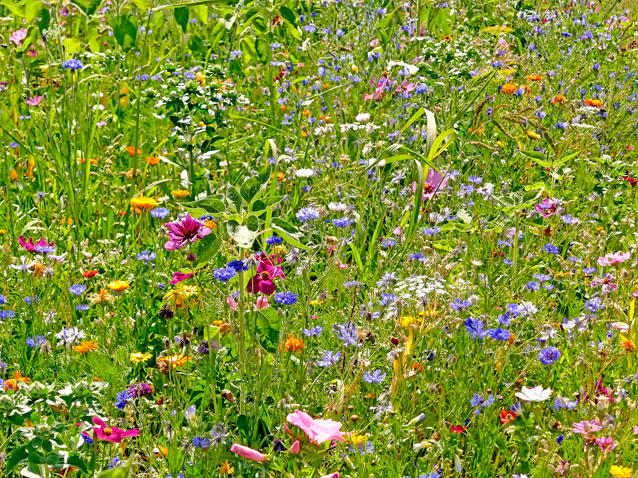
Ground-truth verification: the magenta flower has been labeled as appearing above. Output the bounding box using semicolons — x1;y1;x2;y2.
170;271;193;285
595;436;616;452
571;420;603;434
9;29;27;47
230;443;267;462
247;255;285;295
286;410;345;445
535;198;560;218
27;96;43;106
411;169;449;201
164;214;211;251
92;417;139;443
597;251;631;266
19;236;55;254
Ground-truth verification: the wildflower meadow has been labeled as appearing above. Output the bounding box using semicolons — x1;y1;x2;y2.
1;0;638;477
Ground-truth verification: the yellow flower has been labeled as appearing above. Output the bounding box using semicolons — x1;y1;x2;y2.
73;340;98;354
346;432;368;447
195;72;205;86
107;280;130;292
399;315;421;327
526;130;541;140
157;354;190;368
130;196;157;210
89;288;115;305
171;189;189;199
163;284;199;308
219;460;234;474
610;465;633;478
130;352;152;364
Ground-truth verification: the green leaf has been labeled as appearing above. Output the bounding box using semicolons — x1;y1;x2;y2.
254;308;281;353
279;6;296;24
62;37;82;55
226;184;243;212
25;0;42;22
174;7;190;33
240;176;262;202
113;14;137;50
129;0;148;9
188;35;206;56
271;218;308;250
193;4;208;23
6;445;29;473
195;233;220;267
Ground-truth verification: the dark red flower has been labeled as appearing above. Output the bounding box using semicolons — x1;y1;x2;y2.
247;254;285;295
450;425;467;433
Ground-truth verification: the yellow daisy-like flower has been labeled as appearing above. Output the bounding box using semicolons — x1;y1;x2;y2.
107;280;130;292
130;352;152;364
130;196;157;210
610;465;633;478
171;189;189;199
163;284;199;308
157;354;190;369
399;315;422;328
526;130;541;140
346;432;368;447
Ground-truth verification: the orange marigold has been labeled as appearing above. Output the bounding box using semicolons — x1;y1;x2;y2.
284;334;305;353
584;98;602;108
551;94;567;105
525;74;542;81
125;146;141;156
157;354;190;368
4;371;31;391
146;156;161;165
501;83;517;95
74;340;98;354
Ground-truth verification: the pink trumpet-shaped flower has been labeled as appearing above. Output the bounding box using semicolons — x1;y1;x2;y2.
230;443;267;462
411;169;449;201
286;410;345;445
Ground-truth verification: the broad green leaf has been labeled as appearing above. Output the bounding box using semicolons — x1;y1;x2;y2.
174;7;190;33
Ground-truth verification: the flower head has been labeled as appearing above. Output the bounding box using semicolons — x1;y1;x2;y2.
286;410;345;445
164;214;211;251
92;417;139;443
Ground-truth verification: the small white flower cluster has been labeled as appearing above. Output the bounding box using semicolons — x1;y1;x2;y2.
393;275;448;303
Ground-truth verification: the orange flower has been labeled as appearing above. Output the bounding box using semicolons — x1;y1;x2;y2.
157;354;190;368
499;409;517;424
83;270;99;278
501;83;517;95
74;340;98;354
171;190;189;199
77;158;99;165
584;98;602;108
4;371;31;391
10;169;18;181
130;196;157;210
125;146;141;156
219;460;235;474
551;94;567;105
284;334;305;353
153;446;169;458
146;156;160;165
525;74;542;81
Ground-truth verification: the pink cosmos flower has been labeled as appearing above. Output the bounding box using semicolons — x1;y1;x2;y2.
226;296;238;311
256;295;270;310
170;271;193;285
247;254;285;295
9;29;27;47
19;236;56;254
597;251;631;266
411;169;449;201
230;444;267;462
27;96;43;106
92;417;139;443
595;436;616;452
535;198;560;218
286;410;345;445
571;420;603;434
164;214;211;251
591;273;618;293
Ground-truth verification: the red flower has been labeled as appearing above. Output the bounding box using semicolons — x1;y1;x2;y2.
92;417;139;443
499;409;517;424
449;425;467;433
621;175;637;187
83;270;99;278
247;254;285;295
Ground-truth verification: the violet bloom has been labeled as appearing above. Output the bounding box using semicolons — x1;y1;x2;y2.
535;198;559;218
19;236;55;254
411;169;449;201
247;254;285;295
9;29;27;47
27;96;43;106
163;214;211;251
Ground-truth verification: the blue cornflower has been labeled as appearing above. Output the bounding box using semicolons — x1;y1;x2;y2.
332;217;352;228
380;237;397;248
422;226;440;236
583;266;597;275
379;292;397;306
274;291;297;305
82;433;94;445
296;207;319;222
227;259;249;272
526;281;540;291
151;207;170;219
115;390;131;410
26;335;47;348
137;250;156;264
584;297;604;313
69;284;87;296
317;350;341;367
24;296;39;305
303;326;323;337
334;322;359;347
450;297;472;311
543;244;560;254
470;393;494;414
343;280;362;288
76;304;90;311
192;436;210;449
486;328;510;341
0;295;5;305
538;346;561;365
213;267;236;283
265;235;283;245
0;310;15;320
533;273;551;282
62;59;83;71
464;317;486;339
363;369;386;384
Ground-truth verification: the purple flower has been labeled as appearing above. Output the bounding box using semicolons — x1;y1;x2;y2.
538;346;561;365
164;214;211;251
363;369;386;383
